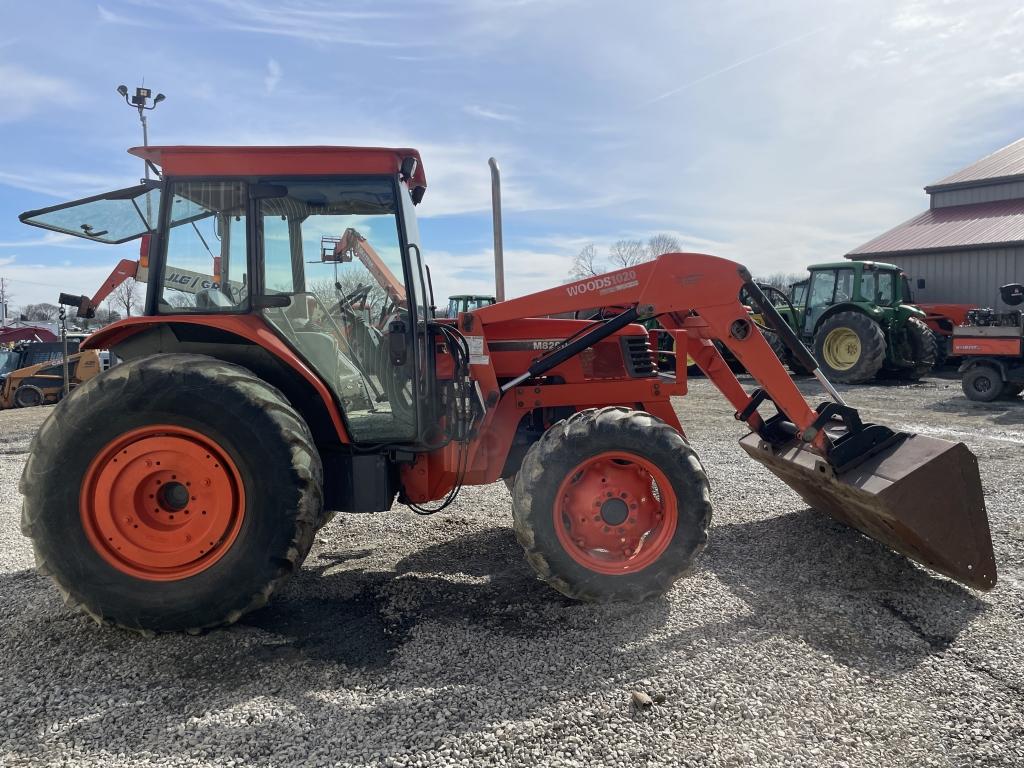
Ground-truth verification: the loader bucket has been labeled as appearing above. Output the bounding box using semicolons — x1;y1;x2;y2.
739;431;996;590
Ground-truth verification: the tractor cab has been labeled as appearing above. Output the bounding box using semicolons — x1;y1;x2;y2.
788;279;808;308
800;261;902;336
20;146;434;445
444;294;495;318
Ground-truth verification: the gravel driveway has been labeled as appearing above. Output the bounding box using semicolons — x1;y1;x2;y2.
1;373;1022;767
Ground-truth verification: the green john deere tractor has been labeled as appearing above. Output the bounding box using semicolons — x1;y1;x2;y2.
764;261;936;384
442;294;495;318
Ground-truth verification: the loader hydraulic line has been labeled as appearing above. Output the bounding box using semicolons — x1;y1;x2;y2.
500;306;641;391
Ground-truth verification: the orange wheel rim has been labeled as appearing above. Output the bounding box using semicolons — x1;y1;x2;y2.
554;451;677;575
80;425;245;581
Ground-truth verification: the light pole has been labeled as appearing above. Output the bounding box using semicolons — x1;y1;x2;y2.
116;84;165;181
117;85;165;227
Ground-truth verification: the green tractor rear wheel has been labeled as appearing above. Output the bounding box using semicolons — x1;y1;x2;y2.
813;312;886;384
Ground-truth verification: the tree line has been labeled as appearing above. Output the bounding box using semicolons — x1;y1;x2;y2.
7;278;141;329
569;237;804;293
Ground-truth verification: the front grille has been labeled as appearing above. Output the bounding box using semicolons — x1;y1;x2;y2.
621;335;657;377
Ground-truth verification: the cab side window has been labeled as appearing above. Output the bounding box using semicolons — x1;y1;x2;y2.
159;181;249;312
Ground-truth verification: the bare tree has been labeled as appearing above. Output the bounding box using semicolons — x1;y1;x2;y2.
112;278;141;318
569;244;601;280
94;306;122;325
754;272;804;291
21;303;60;321
569;233;681;280
608;239;648;269
646;233;682;258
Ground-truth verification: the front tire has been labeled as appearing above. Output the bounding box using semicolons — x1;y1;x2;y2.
13;385;43;408
511;407;712;602
813;311;886;384
962;365;1003;402
898;317;937;380
20;353;323;633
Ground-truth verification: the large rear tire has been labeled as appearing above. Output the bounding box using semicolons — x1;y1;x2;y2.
813;311;886;384
898;317;937;380
20;353;323;633
511;407;712;602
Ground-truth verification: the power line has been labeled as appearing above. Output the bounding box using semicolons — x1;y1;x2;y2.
0;275;73;290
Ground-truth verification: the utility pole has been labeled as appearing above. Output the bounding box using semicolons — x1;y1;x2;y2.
0;277;10;327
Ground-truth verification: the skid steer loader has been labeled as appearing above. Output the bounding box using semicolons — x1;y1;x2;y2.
17;145;996;633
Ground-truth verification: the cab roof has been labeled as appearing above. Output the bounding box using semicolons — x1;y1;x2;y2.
129;145;427;191
809;260;902;272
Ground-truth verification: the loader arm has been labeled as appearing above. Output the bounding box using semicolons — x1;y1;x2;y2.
464;253;995;590
473;253;824;448
331;228;407;309
59;258;139;320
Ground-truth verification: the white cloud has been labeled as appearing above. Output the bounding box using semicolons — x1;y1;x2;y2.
142;0;407;46
425;246;575;303
463;105;518;122
0;257;133;307
97;3;150;26
0;232;99;250
264;58;282;94
981;71;1024;94
0;169;132;198
0;64;77;123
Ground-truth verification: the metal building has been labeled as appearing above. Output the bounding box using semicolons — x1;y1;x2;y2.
847;138;1024;308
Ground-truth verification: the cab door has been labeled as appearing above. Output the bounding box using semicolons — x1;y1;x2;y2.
803;270;837;335
256;176;423;444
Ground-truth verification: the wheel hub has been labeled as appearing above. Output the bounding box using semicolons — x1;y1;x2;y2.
158;481;190;511
600;497;629;526
80;425;245;581
822;327;861;370
554;452;677;575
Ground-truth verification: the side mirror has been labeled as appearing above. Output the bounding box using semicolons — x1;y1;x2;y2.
388;319;408;366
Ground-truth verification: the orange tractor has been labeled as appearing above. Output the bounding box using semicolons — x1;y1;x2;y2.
18;145;996;632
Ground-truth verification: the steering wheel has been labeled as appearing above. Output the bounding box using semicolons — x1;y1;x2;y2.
336;282;372;311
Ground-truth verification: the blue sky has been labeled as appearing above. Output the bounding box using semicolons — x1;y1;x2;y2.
2;0;1023;308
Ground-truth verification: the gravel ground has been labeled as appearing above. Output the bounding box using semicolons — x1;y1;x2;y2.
1;372;1022;767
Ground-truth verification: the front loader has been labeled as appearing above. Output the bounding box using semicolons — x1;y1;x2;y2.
16;145;995;633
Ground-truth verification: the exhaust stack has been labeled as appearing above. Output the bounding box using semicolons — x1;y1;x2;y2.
489;157;505;302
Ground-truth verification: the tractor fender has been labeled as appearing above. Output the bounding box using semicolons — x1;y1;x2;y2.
83;315;351;444
811;304;879;336
894;303;927;322
958;356;1008;381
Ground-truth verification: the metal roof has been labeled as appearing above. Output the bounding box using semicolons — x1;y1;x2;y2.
847;199;1024;257
927;137;1024;191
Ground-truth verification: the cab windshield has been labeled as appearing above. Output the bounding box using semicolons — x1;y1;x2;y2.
0;350;20;378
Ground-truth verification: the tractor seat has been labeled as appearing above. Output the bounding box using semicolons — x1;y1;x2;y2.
292;329;340;386
195;288;235;310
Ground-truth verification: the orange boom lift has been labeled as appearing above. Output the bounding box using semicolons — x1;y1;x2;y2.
16;145;995;633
